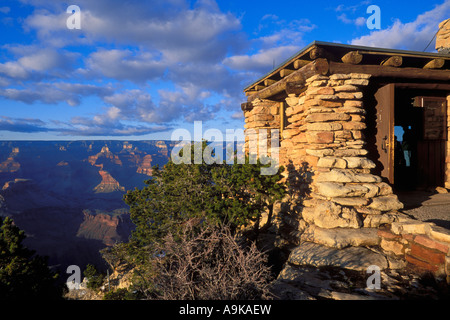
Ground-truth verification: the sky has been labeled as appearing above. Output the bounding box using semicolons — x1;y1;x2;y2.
0;0;449;141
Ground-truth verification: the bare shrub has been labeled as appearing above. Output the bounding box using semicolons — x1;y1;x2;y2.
147;224;273;300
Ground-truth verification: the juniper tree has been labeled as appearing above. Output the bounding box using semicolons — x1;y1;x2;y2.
103;142;286;299
0;217;62;299
123;141;286;246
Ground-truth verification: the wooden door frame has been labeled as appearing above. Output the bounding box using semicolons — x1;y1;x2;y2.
374;82;449;186
374;83;395;184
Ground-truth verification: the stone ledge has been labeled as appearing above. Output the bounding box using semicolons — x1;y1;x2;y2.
378;218;450;280
300;225;380;249
410;243;446;265
288;241;388;271
430;225;450;244
414;235;450;254
405;254;441;273
391;220;432;235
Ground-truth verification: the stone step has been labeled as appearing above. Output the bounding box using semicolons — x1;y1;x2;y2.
288;241;388;271
300;225;380;249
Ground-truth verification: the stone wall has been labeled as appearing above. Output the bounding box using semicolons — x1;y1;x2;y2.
378;221;450;282
278;73;404;247
242;72;450;282
243;98;281;159
436;19;450;53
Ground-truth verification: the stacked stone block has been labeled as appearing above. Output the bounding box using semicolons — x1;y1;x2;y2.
243;99;280;159
378;222;450;281
278;73;404;251
242;72;449;280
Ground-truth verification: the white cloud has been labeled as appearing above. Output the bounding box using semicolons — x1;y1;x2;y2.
231;112;243;119
0;61;28;79
351;1;450;51
335;1;371;14
223;45;301;74
83;49;166;83
62;116;170;136
0;82;113;106
1;0;314;137
334;1;370;27
23;0;243;61
0;47;77;80
337;13;366;27
355;17;366;27
0;116;49;133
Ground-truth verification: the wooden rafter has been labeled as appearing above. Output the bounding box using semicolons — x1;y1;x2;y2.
246;58;329;102
294;59;311;69
280;69;295;77
341;51;363;64
381;56;403;67
329;61;450;81
243;41;450;95
264;79;277;86
423;58;445;69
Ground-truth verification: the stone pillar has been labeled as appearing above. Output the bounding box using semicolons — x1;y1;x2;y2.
279;73;404;251
243;99;281;159
436;19;450;54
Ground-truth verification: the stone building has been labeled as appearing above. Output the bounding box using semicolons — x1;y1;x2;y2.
241;21;450;281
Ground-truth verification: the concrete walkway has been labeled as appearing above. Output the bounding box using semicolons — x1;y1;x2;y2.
396;190;450;230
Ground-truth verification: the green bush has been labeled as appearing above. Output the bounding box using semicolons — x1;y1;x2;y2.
0;216;63;299
83;264;105;291
103;288;136;300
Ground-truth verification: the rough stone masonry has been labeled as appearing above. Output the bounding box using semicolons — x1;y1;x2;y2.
243;71;450;284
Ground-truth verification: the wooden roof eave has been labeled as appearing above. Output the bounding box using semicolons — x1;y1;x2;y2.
244;58;329;103
244;44;318;93
243;41;450;98
328;61;450;81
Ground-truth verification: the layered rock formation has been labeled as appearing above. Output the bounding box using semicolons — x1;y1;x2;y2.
0;147;20;173
77;210;133;246
155;141;168;157
136;154;153;176
0;140;175;273
89;145;122;166
93;170;125;193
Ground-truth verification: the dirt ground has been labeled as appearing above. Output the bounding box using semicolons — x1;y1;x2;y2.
396;190;450;230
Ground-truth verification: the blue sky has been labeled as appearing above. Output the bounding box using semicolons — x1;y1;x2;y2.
0;0;449;140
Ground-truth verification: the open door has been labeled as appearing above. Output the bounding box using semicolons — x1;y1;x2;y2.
416;96;447;188
374;84;395;184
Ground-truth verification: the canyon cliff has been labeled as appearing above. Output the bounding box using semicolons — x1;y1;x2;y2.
0;140;176;272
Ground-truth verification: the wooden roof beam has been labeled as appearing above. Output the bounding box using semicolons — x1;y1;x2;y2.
253;84;266;91
394;83;450;90
245;90;258;97
329;61;450;81
280;68;295;78
264;79;277;86
294;59;311;69
341;51;363;64
381;56;403;67
246;59;329;102
286;81;308;95
423;58;445;69
241;101;253;111
309;46;336;60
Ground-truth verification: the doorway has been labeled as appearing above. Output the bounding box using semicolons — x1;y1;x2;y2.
373;84;448;191
395;92;447;190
